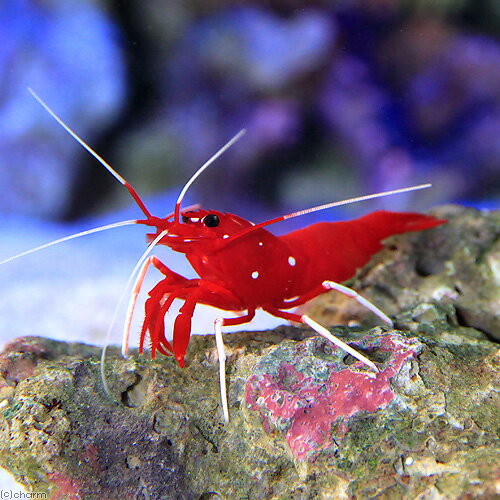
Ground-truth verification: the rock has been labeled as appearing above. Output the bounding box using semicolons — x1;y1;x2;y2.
306;205;500;340
0;206;498;498
0;330;498;498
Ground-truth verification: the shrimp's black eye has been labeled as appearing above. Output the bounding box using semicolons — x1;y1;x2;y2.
203;214;220;227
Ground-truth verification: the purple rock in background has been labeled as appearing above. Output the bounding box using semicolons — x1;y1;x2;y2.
0;0;126;218
3;2;499;222
150;6;335;211
149;4;499;212
318;16;500;209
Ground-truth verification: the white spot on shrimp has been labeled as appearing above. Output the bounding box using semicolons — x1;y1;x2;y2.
288;256;296;266
190;218;199;223
251;271;259;279
223;234;229;239
258;241;263;247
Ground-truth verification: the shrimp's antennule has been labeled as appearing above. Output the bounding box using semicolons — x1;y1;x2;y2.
173;129;246;223
28;88;152;219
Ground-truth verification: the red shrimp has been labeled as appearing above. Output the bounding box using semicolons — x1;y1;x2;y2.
15;90;445;421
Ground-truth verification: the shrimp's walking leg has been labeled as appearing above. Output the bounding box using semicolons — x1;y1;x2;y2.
264;306;379;373
322;281;393;326
301;315;378;373
141;281;199;357
280;280;393;327
214;310;256;423
123;255;192;356
168;280;252;422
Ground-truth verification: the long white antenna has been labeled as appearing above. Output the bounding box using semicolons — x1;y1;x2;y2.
100;229;169;396
28;88;152;217
174;129;246;221
29;88;127;185
0;220;138;266
227;183;433;243
282;184;432;220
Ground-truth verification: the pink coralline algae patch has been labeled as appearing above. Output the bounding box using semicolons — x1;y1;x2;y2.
47;472;81;500
245;332;421;461
0;337;51;384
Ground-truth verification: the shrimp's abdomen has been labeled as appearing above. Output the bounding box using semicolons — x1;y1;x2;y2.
281;211;445;295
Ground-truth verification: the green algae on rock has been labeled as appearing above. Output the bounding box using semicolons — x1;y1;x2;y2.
0;326;498;498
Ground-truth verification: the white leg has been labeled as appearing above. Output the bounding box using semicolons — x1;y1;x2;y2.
323;280;393;327
302;315;379;373
214;318;229;423
122;256;154;356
